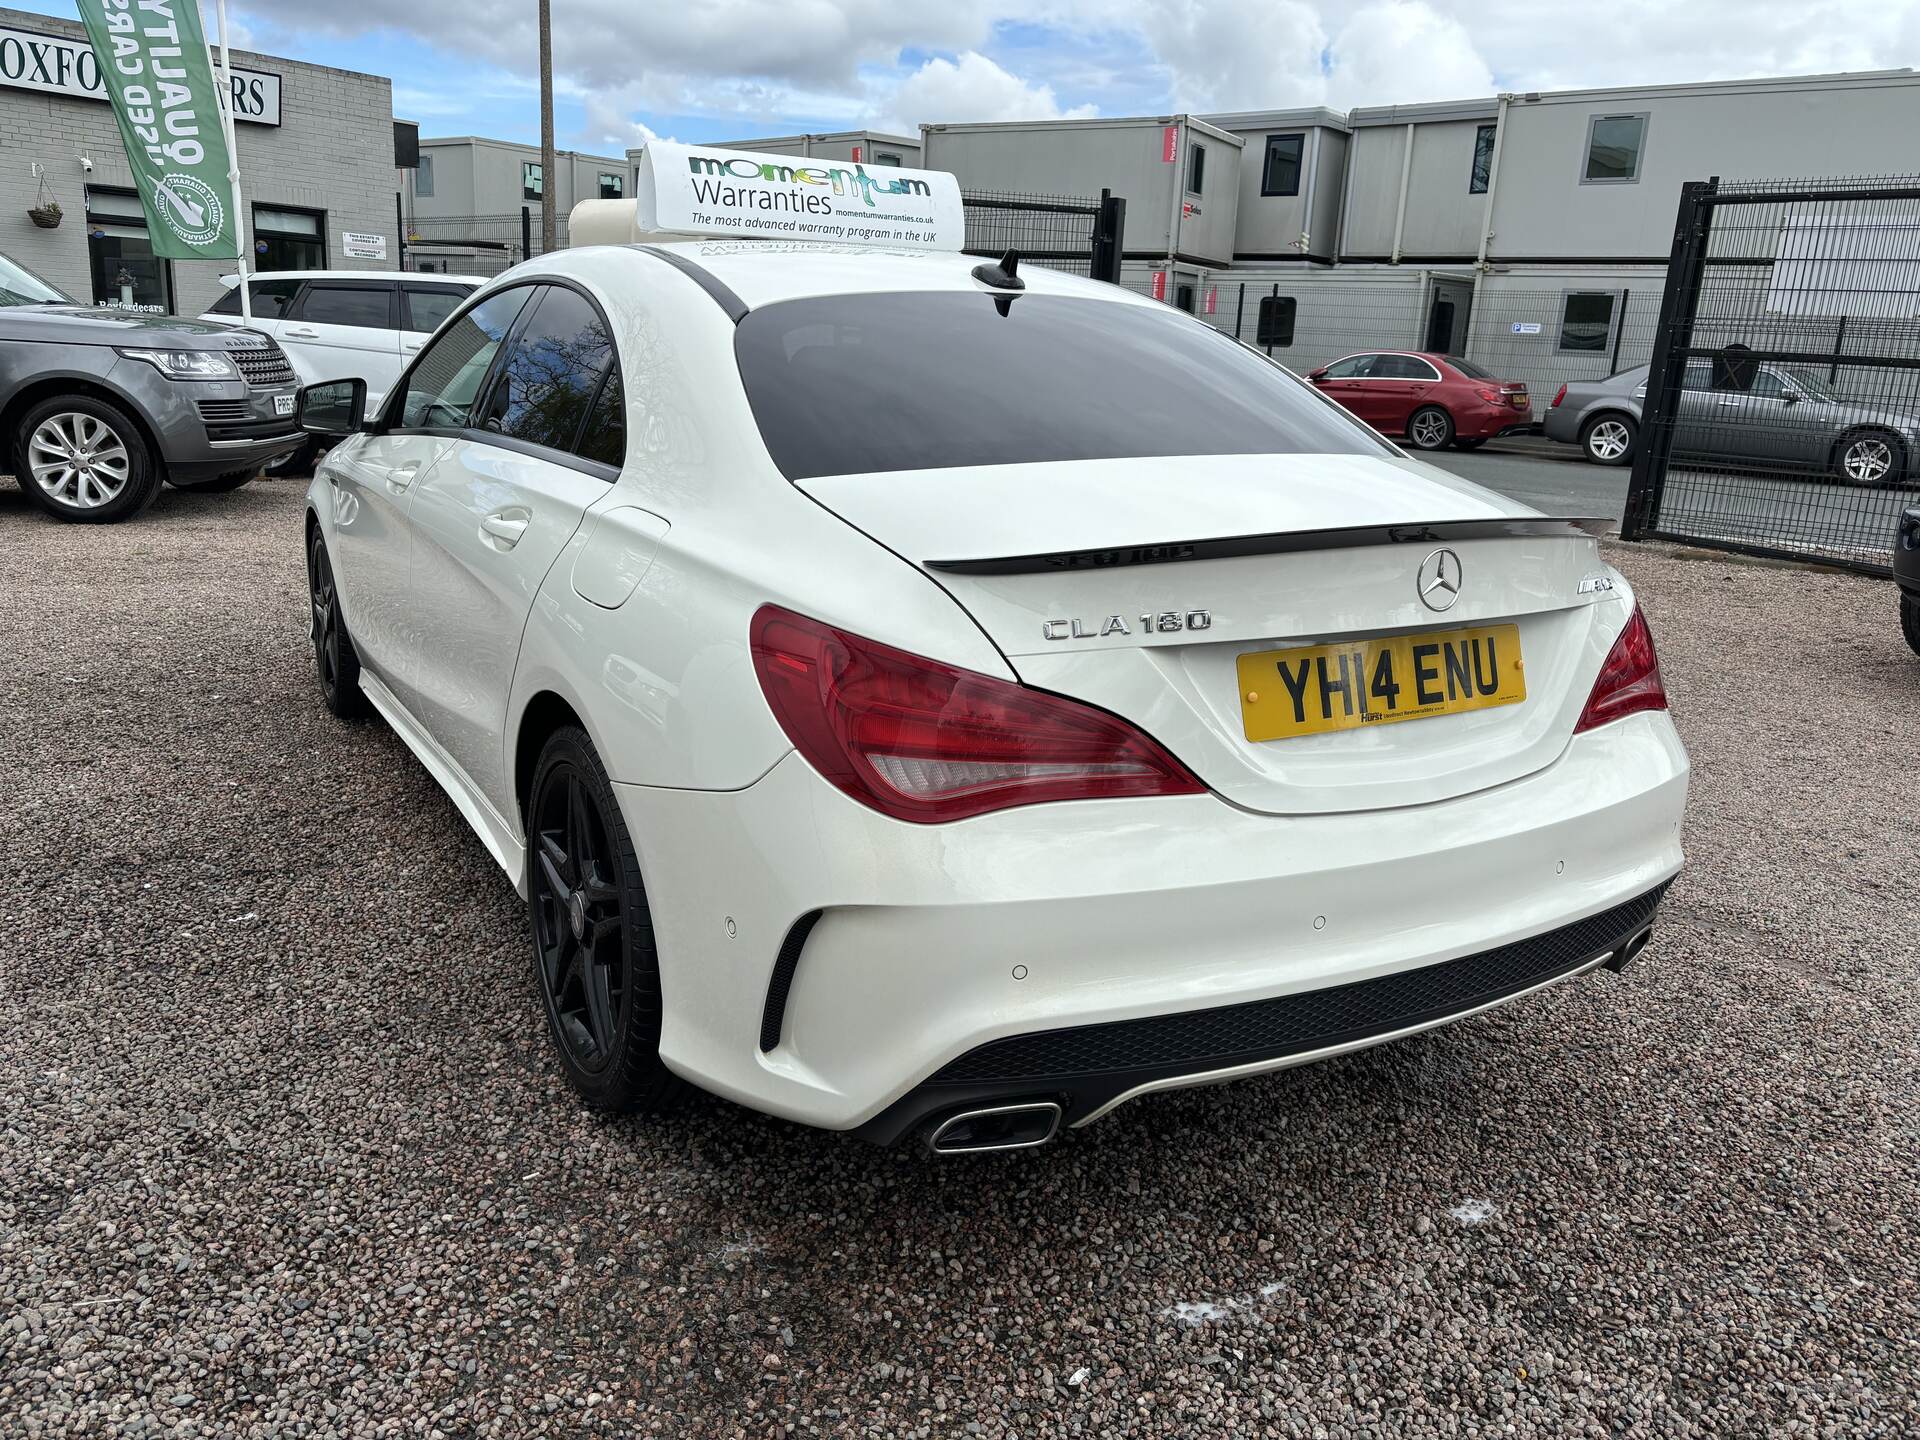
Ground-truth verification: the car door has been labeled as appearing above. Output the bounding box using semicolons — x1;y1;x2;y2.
404;282;625;816
1313;354;1378;423
1369;353;1440;435
325;286;533;700
1741;366;1816;468
280;280;404;396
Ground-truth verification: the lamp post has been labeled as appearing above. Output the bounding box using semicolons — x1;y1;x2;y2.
539;0;556;255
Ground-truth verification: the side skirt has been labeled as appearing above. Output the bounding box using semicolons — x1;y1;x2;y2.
359;671;529;895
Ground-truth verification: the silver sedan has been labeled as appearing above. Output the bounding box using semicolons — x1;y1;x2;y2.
1544;361;1919;486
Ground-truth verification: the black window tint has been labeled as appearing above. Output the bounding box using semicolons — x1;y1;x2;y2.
1559;292;1615;351
576;367;625;468
1447;355;1496;380
209;287;241;316
1256;295;1295;348
1187;142;1205;195
1470;124;1496;193
212;279;301;317
404;285;467;334
297;284;394;329
486;287;614;453
735;294;1389;481
1262;133;1303;197
398;288;530;429
1373;355;1436;380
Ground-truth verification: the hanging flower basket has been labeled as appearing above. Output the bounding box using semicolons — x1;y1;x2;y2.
28;201;62;229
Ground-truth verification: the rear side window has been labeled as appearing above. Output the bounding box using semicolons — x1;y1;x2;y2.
403;285;468;334
209;278;302;317
485;286;615;455
1372;354;1439;381
576;367;626;468
734;293;1389;481
296;283;396;329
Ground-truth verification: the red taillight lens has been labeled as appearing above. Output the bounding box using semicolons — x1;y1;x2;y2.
1551;384;1568;409
750;606;1206;823
1575;606;1668;733
1475;386;1504;405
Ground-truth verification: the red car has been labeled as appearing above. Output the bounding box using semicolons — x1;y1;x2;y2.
1305;351;1531;451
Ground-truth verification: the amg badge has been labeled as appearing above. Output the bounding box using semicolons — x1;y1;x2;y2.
1042;610;1212;641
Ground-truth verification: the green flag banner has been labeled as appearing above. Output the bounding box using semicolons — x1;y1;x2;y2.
77;0;238;260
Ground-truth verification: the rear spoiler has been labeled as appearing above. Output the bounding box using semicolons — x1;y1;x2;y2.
925;516;1613;576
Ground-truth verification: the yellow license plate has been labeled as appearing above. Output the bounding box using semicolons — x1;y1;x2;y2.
1237;623;1526;742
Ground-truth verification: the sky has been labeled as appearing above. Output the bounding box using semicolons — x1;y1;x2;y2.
13;0;1920;155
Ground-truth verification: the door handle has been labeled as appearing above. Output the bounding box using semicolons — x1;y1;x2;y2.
1716;398;1742;407
385;460;421;493
403;341;423;353
284;326;319;339
480;510;530;548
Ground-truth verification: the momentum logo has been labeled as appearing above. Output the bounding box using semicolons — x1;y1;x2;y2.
687;154;932;212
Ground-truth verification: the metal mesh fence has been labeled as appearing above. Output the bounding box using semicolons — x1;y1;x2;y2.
960;190;1099;276
1627;175;1920;574
400;210;569;277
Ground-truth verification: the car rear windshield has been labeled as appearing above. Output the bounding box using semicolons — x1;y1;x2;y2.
1445;356;1499;381
734;292;1391;481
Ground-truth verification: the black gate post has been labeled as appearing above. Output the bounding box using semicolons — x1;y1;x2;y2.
1091;189;1126;284
395;193;407;273
521;205;533;262
1623;177;1718;540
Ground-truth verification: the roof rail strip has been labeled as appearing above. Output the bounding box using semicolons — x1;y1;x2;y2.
634;245;749;324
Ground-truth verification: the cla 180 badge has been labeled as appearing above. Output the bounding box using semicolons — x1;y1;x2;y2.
1042;610;1211;641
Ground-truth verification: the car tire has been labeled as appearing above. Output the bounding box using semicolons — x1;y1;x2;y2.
1581;413;1638;466
11;394;161;524
306;527;368;720
1406;406;1454;451
525;725;683;1114
168;468;257;493
1833;429;1906;487
1452;436;1487;450
1904;592;1920;658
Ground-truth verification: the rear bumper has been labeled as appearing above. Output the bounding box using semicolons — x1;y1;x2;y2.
1457;404;1533;439
614;710;1689;1136
1896;507;1920;594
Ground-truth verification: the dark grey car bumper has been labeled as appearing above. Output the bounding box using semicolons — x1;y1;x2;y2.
107;358;302;481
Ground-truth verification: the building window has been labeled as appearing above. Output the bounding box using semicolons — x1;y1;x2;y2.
1582;113;1647;183
1256;295;1296;348
1261;133;1304;197
1559;291;1618;351
1174;282;1196;314
1469;123;1496;193
598;172;623;200
523;162;544;201
1186;142;1206;196
876;152;903;167
84;188;171;313
415;154;435;198
254;206;326;271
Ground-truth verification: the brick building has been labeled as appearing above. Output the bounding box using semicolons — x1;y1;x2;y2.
0;6;400;316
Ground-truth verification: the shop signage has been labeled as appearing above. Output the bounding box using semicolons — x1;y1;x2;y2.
0;22;280;126
342;231;388;260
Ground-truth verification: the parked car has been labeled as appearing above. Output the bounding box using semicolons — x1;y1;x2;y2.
201;270;483;471
1546;361;1919;486
1305;351;1531;451
1897;506;1920;656
0;250;301;523
300;239;1686;1153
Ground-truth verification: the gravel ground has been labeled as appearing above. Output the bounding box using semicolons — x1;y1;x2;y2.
2;476;1916;1439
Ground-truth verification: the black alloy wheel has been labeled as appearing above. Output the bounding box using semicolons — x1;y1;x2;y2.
525;728;679;1111
306;530;366;718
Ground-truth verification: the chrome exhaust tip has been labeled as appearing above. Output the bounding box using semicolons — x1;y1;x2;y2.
1604;926;1655;973
926;1101;1062;1155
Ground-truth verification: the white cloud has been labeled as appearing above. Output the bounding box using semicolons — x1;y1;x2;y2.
1132;0;1329;113
880;51;1097;133
1324;2;1495;107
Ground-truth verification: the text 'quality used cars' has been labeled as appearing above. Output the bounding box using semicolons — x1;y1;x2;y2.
298;144;1688;1153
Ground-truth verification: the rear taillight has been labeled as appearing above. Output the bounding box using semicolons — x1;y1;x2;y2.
1551;384;1568;409
1475;386;1504;405
1575;606;1668;733
750;606;1205;823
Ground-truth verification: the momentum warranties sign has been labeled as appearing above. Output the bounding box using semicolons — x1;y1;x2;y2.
77;0;240;260
0;21;279;124
633;142;964;249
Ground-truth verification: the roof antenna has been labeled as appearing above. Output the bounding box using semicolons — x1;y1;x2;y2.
971;248;1025;314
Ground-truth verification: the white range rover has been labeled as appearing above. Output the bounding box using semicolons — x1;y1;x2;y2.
298;146;1687;1153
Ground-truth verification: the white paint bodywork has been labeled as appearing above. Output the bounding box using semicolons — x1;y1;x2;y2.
305;238;1688;1134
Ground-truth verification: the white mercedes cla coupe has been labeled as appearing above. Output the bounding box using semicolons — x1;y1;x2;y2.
300;239;1687;1153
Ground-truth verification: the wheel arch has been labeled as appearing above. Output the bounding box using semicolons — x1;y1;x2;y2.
513;688;592;821
1579;407;1637;437
2;374;163;471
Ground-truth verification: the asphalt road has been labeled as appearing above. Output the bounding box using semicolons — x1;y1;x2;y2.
1421;437;1632;526
4;475;1918;1437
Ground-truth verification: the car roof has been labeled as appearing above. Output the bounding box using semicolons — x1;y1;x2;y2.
636;240;1161;313
216;270;488;287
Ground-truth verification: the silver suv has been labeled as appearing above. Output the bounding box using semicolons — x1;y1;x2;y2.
0;251;302;523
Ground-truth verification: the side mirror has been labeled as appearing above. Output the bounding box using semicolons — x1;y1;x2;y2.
298;378;367;437
1306;368;1328;382
1781;391;1800;406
